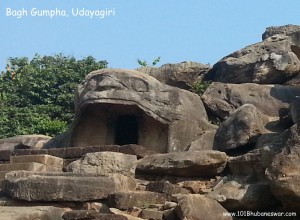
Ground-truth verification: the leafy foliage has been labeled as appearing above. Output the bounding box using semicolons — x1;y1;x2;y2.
0;54;107;138
188;80;211;96
137;56;161;67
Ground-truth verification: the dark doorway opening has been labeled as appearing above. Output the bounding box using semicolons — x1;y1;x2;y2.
115;115;139;145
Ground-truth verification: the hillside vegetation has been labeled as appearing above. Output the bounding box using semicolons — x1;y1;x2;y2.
0;54;107;138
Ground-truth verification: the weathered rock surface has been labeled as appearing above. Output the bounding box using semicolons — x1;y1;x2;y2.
228;129;289;180
266;125;300;210
136;151;227;177
187;130;216;151
146;181;184;197
10;154;63;170
213;104;268;151
210;25;300;84
66;152;137;177
49;68;214;153
62;210;128;220
228;149;274;181
0;162;60;180
201;82;300;120
174;194;232;220
290;96;300;126
255;131;288;150
208;180;278;211
0;135;51;151
0;206;70;220
119;144;155;159
3;171;136;201
137;61;211;89
262;24;300;40
110;208;144;220
177;179;215;194
108;191;166;210
140;208;164;220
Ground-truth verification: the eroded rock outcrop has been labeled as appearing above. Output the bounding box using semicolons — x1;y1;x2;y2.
262;24;300;40
209;25;300;84
202;82;300;120
213;104;268;151
137;61;211;90
266;125;300;211
50;68;214;153
208;179;278;211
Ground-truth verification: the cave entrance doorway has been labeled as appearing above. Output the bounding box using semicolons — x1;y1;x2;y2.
114;115;139;145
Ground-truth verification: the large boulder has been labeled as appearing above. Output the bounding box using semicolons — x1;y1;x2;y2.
0;135;51;151
228;148;278;181
66;152;137;177
136;150;227;177
137;61;211;90
47;68;214;153
174;194;233;220
3;171;136;201
213;104;268;151
228;130;289;180
187;130;217;151
201;82;300;120
208;179;278;211
210;25;300;84
266;125;300;210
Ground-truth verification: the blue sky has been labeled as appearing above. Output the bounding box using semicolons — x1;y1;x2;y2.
0;0;299;71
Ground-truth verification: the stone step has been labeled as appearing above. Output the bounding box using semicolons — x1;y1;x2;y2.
10;154;63;169
0;162;62;179
108;191;167;210
0;162;46;172
62;211;128;220
0;163;47;180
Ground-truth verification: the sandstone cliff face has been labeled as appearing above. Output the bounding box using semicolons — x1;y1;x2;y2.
1;24;300;219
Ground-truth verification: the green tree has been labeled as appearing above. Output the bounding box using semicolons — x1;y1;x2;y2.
137;56;161;67
0;54;107;138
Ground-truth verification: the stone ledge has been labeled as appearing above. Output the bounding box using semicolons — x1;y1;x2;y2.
0;162;46;172
10;155;63;168
3;171;136;201
0;145;124;162
108;191;166;210
62;211;128;220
